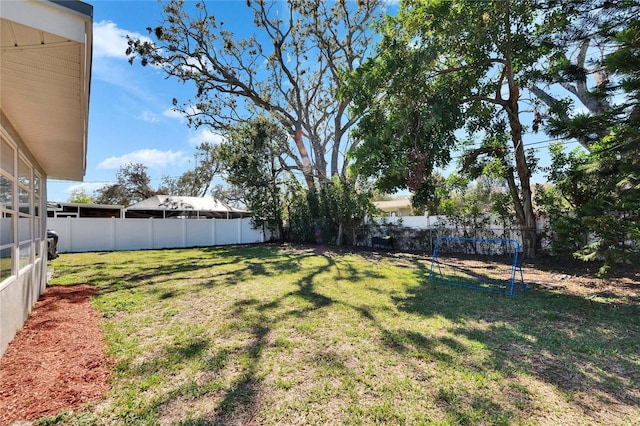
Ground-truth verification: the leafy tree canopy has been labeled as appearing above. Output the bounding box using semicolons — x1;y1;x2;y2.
347;0;553;257
543;18;640;274
220;116;291;235
530;0;639;148
158;142;224;197
93;163;156;206
67;187;94;204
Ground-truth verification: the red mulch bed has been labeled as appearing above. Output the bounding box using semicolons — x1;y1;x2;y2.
0;285;111;425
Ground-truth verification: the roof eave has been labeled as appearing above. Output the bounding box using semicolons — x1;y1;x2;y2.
0;0;93;181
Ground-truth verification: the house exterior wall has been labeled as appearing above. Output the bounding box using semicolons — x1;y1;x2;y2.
373;200;414;217
375;207;413;217
1;0;92;359
1;113;48;357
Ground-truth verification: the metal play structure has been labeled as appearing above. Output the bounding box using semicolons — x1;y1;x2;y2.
429;236;528;296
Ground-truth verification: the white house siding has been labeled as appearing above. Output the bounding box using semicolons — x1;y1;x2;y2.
0;0;93;359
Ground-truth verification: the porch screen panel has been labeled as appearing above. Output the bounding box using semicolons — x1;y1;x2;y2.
0;137;15;282
17;156;33;270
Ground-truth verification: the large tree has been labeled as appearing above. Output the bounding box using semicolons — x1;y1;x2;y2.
349;0;552;258
127;0;383;191
67;188;94;204
543;19;640;274
220;116;292;237
158;142;224;197
94;163;157;206
529;0;639;148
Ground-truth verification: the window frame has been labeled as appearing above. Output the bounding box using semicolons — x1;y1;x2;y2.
1;132;45;285
0;136;17;283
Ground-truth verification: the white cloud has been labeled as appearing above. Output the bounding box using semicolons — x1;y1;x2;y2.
135;111;160;123
66;182;113;194
188;128;226;146
163;108;185;122
163;105;205;123
93;20;151;60
98;149;188;170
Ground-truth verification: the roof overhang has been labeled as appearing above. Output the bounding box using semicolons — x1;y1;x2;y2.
0;0;93;181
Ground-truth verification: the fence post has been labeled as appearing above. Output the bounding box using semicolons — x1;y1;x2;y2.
148;218;154;250
211;219;216;246
65;216;72;253
237;219;242;244
182;218;187;248
110;217;116;251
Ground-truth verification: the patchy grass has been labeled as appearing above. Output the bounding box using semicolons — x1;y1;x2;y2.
44;245;639;425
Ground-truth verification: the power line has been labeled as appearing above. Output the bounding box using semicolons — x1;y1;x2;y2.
451;138;581;160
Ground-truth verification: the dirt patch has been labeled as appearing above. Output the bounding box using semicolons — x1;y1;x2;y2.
0;285;111;425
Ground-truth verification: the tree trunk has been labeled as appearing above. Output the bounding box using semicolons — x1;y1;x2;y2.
331;109;345;178
294;127;315;191
507;98;537;259
505;44;537;258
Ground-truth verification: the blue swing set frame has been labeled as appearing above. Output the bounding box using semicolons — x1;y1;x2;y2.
429;236;528;296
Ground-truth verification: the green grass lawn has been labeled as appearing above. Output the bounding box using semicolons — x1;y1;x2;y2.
44;245;639;425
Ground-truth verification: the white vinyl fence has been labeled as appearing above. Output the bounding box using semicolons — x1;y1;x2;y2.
48;217;266;253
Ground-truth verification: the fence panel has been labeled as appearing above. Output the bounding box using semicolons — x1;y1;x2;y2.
240;220;265;244
48;217;264;253
114;219;149;251
152;220;184;249
186;220;215;247
70;218;113;252
215;219;240;245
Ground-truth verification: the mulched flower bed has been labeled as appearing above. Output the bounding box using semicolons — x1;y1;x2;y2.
0;285;111;425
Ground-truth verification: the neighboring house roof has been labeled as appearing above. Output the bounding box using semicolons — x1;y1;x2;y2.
125;196;250;219
47;201;124;218
48;201;125;210
0;0;93;180
127;195;246;213
374;199;412;210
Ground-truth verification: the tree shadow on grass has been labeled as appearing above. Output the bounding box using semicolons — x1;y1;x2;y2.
105;247;347;424
190;250;385;424
393;258;640;419
200;323;269;425
523;256;639;279
59;246;316;308
57;246;638;423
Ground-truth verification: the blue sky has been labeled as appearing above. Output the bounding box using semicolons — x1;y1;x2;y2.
48;0;245;201
47;0;581;202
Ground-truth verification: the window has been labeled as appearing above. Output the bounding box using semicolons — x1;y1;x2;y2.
1;137;15;281
18;242;30;270
17;156;33;270
34;217;41;259
0;136;43;281
18;186;30;215
18;157;30;187
0;212;13;281
0;174;12;211
1;138;14;174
